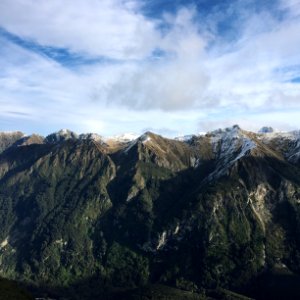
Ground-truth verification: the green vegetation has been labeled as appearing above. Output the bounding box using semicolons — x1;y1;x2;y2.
105;242;150;287
0;132;300;299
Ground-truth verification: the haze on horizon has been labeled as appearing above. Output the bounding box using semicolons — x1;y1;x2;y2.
0;0;300;137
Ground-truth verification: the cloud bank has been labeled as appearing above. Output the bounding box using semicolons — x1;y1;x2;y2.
0;0;299;135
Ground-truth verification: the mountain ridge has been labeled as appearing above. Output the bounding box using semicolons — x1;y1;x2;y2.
0;125;300;299
1;125;299;151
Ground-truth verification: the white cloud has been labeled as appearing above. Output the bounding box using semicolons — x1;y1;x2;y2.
0;0;300;135
105;52;210;111
280;0;300;17
203;8;300;111
0;0;159;59
101;7;212;111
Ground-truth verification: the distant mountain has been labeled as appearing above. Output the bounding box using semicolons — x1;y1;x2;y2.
258;126;274;133
0;126;300;299
106;132;139;142
0;131;25;153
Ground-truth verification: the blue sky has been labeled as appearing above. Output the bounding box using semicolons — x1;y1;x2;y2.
0;0;300;136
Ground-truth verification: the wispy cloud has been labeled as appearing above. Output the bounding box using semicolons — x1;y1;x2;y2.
0;0;160;60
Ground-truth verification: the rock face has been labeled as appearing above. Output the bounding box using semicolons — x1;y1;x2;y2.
0;126;300;298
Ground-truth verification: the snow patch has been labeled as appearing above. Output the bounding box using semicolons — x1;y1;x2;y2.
190;157;200;168
46;129;78;143
234;138;256;161
175;132;205;142
54;239;67;246
258;130;300;141
79;133;102;142
203;126;257;182
123;133;152;153
258;130;300;162
174;224;180;235
0;237;9;249
175;135;194;142
124;139;138;153
156;231;167;250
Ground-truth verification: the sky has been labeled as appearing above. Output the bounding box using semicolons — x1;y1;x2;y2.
0;0;300;137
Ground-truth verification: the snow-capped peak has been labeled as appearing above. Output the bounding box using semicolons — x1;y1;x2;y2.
209;125;242;142
45;129;78;143
123;132;153;154
79;133;103;142
209;125;256;161
60;129;69;134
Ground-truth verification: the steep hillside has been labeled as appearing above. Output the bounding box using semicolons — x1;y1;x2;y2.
0;126;300;299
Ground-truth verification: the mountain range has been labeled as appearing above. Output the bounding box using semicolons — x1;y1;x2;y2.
0;125;300;299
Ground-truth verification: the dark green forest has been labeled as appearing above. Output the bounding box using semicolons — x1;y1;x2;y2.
1;128;300;299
